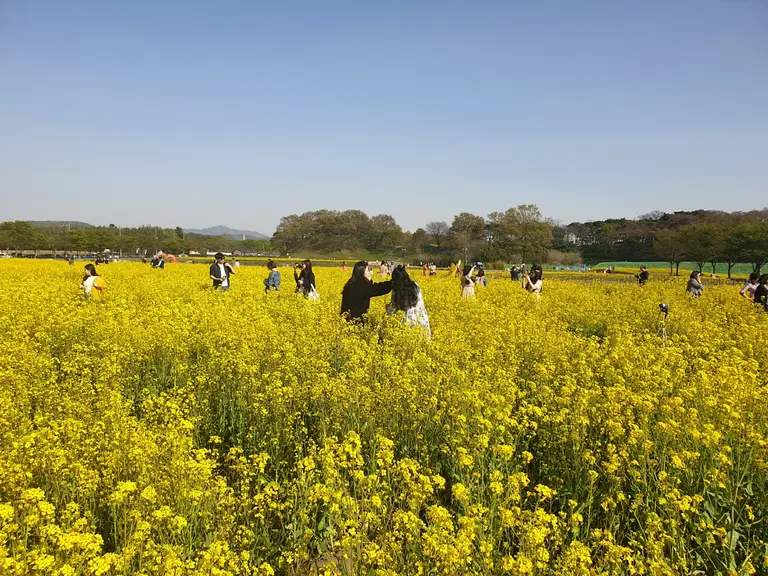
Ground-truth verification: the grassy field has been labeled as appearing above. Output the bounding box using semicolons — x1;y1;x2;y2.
595;261;757;277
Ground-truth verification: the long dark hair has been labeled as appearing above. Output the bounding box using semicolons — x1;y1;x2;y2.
748;272;759;283
391;265;419;311
302;259;313;274
83;263;98;282
343;261;369;293
462;265;472;276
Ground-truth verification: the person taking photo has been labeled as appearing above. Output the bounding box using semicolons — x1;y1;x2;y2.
341;261;393;322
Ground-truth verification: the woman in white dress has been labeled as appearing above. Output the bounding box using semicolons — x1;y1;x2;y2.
388;265;431;337
460;265;476;298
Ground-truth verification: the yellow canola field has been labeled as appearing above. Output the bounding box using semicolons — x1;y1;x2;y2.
1;261;767;576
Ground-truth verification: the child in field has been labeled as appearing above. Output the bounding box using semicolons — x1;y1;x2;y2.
475;267;487;287
80;264;106;300
264;261;281;293
387;265;430;337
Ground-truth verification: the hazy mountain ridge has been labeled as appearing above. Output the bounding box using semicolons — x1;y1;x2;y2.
28;221;94;229
21;221;268;239
183;225;269;240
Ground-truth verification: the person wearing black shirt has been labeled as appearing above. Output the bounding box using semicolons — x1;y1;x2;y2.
341;261;393;322
636;266;649;286
754;274;768;312
209;252;234;290
294;259;316;297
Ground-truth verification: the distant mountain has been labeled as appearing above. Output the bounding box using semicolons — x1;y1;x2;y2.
29;221;94;229
184;225;269;240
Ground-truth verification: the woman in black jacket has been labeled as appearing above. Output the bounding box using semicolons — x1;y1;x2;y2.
341;261;393;322
294;259;316;297
754;274;768;311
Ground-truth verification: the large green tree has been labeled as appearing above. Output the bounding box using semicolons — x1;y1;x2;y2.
487;205;552;263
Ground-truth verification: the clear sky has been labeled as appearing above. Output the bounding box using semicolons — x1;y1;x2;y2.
1;0;766;234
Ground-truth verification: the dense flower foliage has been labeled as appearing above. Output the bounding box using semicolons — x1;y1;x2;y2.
1;261;767;575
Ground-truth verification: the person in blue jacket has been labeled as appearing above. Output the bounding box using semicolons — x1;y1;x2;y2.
264;260;281;293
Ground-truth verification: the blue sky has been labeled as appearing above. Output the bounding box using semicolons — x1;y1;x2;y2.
1;0;766;234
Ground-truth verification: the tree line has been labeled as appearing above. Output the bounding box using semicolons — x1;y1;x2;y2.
3;207;768;274
561;209;768;276
0;221;271;257
270;205;555;264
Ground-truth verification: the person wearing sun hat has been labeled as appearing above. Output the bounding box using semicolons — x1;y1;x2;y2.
209;252;235;291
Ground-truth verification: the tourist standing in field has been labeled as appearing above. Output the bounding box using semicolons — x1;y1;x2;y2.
510;266;520;281
686;270;704;297
636;266;649;285
387;265;430;336
341;261;393;322
740;273;760;299
294;259;315;298
264;260;281;293
210;252;234;291
475;267;487;287
80;264;106;300
523;266;543;295
461;265;476;298
754;275;768;311
342;261;348;272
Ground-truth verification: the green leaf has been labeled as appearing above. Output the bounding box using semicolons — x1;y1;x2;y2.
727;529;740;551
